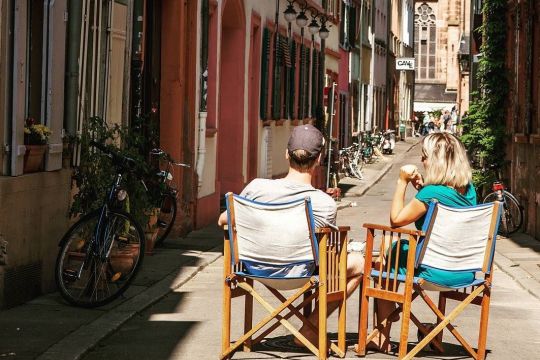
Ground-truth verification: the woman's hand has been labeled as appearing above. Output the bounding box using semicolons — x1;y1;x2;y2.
399;164;423;190
399;165;419;182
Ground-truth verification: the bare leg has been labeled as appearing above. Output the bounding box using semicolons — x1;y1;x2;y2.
296;252;364;345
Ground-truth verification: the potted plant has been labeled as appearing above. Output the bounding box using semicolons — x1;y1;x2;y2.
23;117;52;173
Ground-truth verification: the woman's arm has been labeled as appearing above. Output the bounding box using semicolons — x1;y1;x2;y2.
390;166;428;227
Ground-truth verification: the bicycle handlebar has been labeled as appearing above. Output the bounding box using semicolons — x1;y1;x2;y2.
150;148;190;168
90;140;137;169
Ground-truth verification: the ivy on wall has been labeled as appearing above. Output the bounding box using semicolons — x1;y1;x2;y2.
461;0;508;191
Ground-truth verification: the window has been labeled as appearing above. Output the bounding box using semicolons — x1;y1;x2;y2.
339;1;358;50
414;3;437;80
260;26;320;122
8;0;67;175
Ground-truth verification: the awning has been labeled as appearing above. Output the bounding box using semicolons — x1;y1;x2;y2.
414;102;455;113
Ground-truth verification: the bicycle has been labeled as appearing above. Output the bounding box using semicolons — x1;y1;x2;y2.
55;141;145;307
148;148;190;246
482;180;523;236
337;144;363;180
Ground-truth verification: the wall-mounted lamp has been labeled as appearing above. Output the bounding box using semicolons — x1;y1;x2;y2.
282;0;330;39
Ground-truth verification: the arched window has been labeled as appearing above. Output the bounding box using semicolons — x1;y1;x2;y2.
414;3;436;79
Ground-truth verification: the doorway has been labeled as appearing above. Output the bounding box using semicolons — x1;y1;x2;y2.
217;0;245;195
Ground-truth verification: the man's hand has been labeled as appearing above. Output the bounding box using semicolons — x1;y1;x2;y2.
218;211;228;226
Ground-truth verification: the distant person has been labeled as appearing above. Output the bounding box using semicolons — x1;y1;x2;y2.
442;110;452;132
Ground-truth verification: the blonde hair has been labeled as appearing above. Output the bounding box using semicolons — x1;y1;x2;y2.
422;133;472;188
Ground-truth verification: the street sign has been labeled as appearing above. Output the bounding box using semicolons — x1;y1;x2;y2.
396;57;415;70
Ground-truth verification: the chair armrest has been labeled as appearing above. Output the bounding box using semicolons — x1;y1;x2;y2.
363;223;424;237
316;226;351;233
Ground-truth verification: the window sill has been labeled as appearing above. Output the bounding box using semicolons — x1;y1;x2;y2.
205;127;218;138
529;134;540;145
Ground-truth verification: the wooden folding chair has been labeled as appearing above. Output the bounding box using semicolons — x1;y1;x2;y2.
221;193;349;360
357;200;502;360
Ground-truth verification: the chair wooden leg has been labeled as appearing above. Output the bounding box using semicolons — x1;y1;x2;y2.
356;276;370;356
222;281;232;359
243;278;254;352
477;287;492;360
399;295;412;358
319;287;328;360
337;295;346;355
403;285;485;360
436;292;447;346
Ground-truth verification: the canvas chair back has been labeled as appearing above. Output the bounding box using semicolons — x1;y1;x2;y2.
416;201;502;273
225;193;318;269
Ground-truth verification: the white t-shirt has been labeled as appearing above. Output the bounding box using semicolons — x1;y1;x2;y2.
238;178;337;278
240;178;337;228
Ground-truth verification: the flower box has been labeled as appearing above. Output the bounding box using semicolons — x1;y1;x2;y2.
23;144;47;173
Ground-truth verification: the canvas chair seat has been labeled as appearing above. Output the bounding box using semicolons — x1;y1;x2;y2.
357;201;502;360
370;269;487;291
221;193;349;360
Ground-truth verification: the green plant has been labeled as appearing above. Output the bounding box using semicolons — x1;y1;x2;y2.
429;109;443;121
24;117;52;145
460;0;508;191
70;116;160;225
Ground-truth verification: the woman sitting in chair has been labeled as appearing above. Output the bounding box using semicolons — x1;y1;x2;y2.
369;132;477;352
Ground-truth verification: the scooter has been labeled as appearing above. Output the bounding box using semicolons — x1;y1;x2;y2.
382;129;396;154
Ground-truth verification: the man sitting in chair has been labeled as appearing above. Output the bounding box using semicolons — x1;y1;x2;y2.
218;124;364;345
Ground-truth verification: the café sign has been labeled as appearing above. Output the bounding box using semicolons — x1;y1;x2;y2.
396;57;415;70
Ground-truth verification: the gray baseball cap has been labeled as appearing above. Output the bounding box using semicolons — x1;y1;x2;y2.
287;125;324;158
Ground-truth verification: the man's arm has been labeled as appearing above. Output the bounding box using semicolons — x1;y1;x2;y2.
218;211;227;226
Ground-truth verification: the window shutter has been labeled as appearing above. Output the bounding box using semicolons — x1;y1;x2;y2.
260;27;271;120
303;45;310;118
286;40;296;119
272;34;283;120
348;4;357;48
11;1;28;175
298;44;305;119
311;49;319;117
44;0;67;171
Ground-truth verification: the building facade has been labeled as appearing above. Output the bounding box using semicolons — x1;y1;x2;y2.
504;0;540;238
413;0;469;116
0;0;196;308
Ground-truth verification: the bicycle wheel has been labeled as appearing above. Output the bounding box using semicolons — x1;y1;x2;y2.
55;209;145;307
154;193;178;246
483;191;523;235
348;159;363;180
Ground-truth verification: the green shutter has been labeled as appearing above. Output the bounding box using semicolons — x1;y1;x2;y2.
272;34;283;120
287;41;296;119
260;27;271;120
303;46;310;117
298;44;305;119
311;49;319;116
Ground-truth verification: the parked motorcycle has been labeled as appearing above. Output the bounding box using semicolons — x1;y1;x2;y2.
382;129;396;154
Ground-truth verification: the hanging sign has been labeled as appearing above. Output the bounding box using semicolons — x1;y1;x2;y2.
396;57;415;70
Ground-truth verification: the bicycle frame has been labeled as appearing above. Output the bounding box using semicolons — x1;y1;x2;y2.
77;172;125;279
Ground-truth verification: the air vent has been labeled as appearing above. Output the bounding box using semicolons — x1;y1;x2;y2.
3;262;42;308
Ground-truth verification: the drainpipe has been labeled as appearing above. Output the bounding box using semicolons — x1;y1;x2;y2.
196;0;209;189
64;0;82;136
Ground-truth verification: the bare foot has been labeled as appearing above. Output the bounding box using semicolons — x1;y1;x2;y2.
354;339;396;354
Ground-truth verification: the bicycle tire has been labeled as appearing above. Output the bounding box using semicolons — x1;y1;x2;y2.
348;160;363;180
154;193;178;246
483;190;523;235
55;209;145;308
